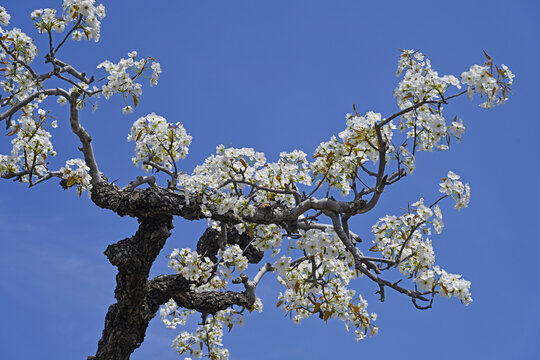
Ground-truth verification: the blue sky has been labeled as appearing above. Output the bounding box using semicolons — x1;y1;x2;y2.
1;0;539;359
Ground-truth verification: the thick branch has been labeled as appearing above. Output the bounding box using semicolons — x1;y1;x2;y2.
92;215;174;360
147;274;193;313
172;291;253;314
90;182;374;224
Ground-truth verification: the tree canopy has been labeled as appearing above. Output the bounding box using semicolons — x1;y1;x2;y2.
1;1;536;360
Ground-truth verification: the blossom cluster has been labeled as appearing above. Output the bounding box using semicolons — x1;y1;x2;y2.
0;6;10;27
127;113;192;172
0;109;57;181
179;146;266;193
217;244;248;273
0;27;39;99
260;149;312;188
372;198;440;277
228;222;286;259
439;170;470;210
170;308;255;360
417;266;472;305
63;0;106;42
395;50;461;107
31;8;66;33
59;158;92;196
249;223;284;256
167;248;214;283
160;299;195;330
461;62;514;109
97;51;161;113
29;1;106;41
274;228;378;340
394;51;466;153
312;111;395;196
372;173;473;305
0;154;18;176
179;147;312;219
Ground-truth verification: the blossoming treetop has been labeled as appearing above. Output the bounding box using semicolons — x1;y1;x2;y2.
0;1;514;360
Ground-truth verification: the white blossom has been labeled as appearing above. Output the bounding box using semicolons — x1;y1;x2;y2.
60;158;92;196
127;113;192;172
62;0;106;42
0;6;11;26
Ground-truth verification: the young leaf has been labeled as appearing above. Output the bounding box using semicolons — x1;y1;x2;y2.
6;127;19;136
324;310;332;322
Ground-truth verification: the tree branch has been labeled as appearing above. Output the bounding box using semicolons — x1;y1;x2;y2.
327;212;429;302
378;90;467;129
67;90;102;186
46;56;94;84
0;89;68;121
91;215;174;360
0;40;38;79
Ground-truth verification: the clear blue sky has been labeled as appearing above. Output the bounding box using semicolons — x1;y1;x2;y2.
1;0;539;359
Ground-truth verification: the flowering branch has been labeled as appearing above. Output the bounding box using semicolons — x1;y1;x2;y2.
0;3;514;357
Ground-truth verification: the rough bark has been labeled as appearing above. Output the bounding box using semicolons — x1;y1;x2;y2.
91;215;174;360
90;181;205;220
173;291;253;314
196;227;263;264
90;181;367;224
